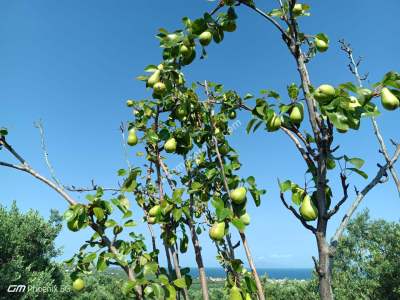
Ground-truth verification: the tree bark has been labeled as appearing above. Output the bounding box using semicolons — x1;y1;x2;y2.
316;234;333;300
170;245;190;300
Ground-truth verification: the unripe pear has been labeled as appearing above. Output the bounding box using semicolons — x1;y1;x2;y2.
299;195;318;221
222;21;237;32
153;82;166;95
180;45;191;57
199;31;212;46
230;187;247;205
315;38;328;52
267;114;282;132
314;84;335;104
292;4;303;15
209;222;225;241
175;106;188;120
72;278;85;292
147;216;156;224
149;205;161;217
289;105;304;124
240;213;251;226
147;70;160;87
381;87;399;111
218;142;230;156
164;138;177;153
229;285;243;300
127;129;138;146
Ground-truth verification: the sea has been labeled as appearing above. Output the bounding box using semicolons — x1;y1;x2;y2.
191;268;312;280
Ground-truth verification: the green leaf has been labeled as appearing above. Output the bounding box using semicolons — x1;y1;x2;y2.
82;252;97;263
105;219;117;227
124;220;137;227
173;278;187;289
97;252;108;272
279;180;292;192
231;218;246;231
118;169;127;176
345;157;365;169
347;168;368;179
93;207;105;221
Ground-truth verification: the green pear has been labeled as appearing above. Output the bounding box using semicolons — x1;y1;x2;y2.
147;216;156;224
199;31;212;46
209;222;225;241
175;106;188;120
267;114;282;132
314;84;335;104
72;278;85;292
222;21;237;32
218;142;230;156
149;205;161;217
180;45;192;57
229;285;243;300
126;99;134;107
315;38;328;52
127;129;138;146
153;82;166;95
292;4;303;15
245;293;252;300
147;70;161;87
164;138;177;153
381;87;400;111
240;213;251;226
289;105;304;124
230;187;247;205
299;195;318;221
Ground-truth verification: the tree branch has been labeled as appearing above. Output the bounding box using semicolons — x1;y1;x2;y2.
331;145;400;247
326;174;349;218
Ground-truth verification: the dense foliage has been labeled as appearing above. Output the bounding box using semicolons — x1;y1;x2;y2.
0;202;64;299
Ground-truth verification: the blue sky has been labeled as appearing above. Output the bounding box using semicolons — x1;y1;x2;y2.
1;0;399;269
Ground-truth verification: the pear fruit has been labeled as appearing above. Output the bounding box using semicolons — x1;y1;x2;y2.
199;31;212;46
381;87;399;111
126;100;134;107
314;84;335;104
127;129;138;146
315;37;328;52
164;138;177;153
230;187;247;205
299;195;318;221
153;82;166;95
180;45;192;58
222;21;237;32
209;222;225;241
292;4;303;15
147;216;156;224
72;278;85;292
218;142;230;156
240;213;251;226
147;70;161;87
149;205;161;217
289;105;304;124
229;285;243;300
175;106;188;120
267;114;282;132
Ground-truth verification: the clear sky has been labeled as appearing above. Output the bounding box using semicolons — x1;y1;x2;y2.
1;0;399;269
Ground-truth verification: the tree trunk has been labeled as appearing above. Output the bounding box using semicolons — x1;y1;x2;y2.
316;234;334;300
170;245;190;300
240;232;265;300
188;217;209;300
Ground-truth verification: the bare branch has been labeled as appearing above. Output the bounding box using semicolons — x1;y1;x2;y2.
331;145;400;247
326;174;349;218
